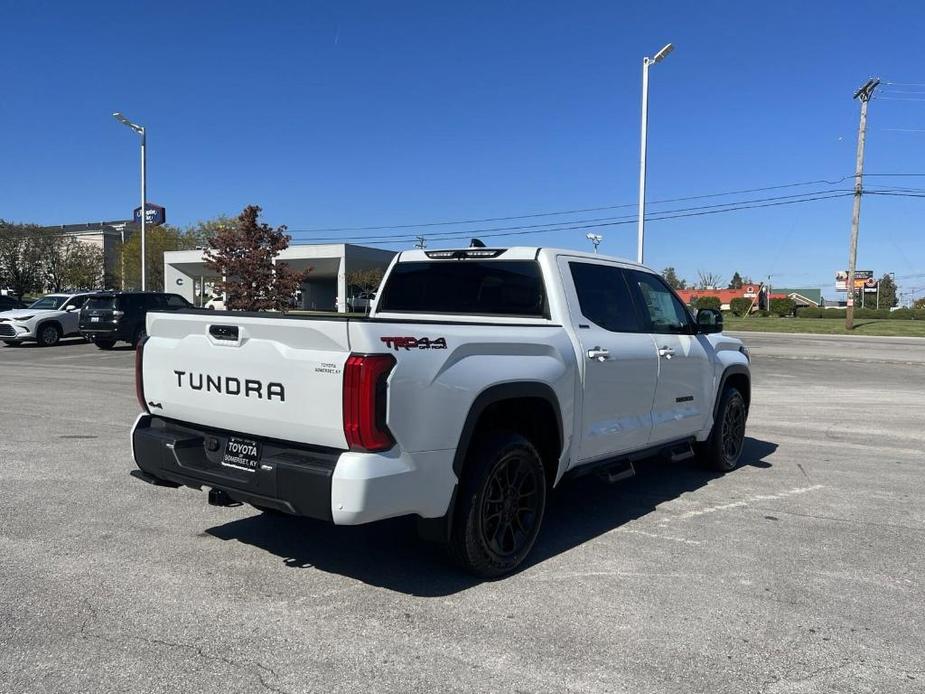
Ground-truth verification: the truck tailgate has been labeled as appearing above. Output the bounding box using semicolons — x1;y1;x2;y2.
141;312;350;448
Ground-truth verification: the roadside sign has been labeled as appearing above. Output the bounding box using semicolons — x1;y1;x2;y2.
133;203;166;226
835;270;874;292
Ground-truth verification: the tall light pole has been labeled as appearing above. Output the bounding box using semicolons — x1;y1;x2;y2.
636;42;674;265
113;112;147;291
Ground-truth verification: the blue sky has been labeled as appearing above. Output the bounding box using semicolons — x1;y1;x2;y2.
1;1;924;298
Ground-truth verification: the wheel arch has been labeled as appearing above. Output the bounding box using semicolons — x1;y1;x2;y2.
418;382;564;545
714;364;750;420
452;381;564;482
35;319;63;339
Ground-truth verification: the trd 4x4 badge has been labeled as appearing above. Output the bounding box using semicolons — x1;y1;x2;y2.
380;336;448;351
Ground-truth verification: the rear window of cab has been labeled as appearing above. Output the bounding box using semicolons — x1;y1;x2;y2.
378;260;547;317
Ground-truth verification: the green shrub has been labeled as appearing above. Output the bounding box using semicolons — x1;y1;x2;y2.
693;296;722;311
854;308;892;319
728;297;753;317
769;298;796;317
796;307;824;318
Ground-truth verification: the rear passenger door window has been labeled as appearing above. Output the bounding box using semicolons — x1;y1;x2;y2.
568;262;642;332
164;295;189;309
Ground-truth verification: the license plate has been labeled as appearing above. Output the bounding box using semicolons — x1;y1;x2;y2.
221;437;261;472
91;316;100;322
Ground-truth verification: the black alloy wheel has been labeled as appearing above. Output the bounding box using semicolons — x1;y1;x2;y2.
449;432;547;578
699;386;747;472
480;453;543;559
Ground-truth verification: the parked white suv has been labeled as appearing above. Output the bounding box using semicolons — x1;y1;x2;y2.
131;246;750;576
0;293;95;346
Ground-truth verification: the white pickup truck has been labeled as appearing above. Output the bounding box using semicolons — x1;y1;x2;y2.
131;246;750;576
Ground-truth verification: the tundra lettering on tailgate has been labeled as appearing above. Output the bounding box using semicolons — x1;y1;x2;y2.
380;336;448;351
173;370;285;401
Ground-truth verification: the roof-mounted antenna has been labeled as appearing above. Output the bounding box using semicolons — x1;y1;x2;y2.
469;238;486;248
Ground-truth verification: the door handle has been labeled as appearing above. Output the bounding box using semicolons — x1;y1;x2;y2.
658;345;675;359
587;347;610;362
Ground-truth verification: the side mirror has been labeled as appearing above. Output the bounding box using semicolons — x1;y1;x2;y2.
65;305;78;312
696;308;723;334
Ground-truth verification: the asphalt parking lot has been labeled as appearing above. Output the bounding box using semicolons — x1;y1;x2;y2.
1;333;923;693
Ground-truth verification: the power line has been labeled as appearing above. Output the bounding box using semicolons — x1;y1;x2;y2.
285;177;858;234
875;96;925;102
288;190;854;243
295;192;854;245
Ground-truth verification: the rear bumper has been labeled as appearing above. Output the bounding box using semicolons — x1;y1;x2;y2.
130;415;457;525
80;326;127;341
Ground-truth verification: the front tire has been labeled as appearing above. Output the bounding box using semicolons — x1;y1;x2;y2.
37;324;61;347
448;432;547;578
699;386;747;472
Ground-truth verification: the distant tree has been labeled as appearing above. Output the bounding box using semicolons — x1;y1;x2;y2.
346;267;384;296
661;266;687;290
913;297;925;310
729;297;753;316
63;242;105;290
693;296;722;311
0;222;44;298
120;224;203;291
696;270;724;290
185;214;235;247
769;297;796;317
728;271;744;289
875;273;898;309
30;234;103;292
204;205;310;311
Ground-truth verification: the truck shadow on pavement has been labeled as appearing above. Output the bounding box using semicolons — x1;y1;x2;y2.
206;436;777;597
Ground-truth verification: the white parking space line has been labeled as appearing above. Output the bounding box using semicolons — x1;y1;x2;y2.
657;485;825;526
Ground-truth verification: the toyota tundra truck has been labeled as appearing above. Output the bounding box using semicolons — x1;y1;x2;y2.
131;246;750;577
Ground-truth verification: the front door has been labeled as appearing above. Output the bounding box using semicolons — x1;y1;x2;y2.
559;258;659;463
625;270;713;445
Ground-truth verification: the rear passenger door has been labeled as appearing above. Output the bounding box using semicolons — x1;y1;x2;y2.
559;258;659;463
625;270;713;445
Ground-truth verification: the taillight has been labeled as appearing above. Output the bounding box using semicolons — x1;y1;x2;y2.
113;310;124;322
343;354;396;452
135;336;149;413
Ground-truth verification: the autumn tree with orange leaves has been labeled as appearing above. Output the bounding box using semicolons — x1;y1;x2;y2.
204;205;309;311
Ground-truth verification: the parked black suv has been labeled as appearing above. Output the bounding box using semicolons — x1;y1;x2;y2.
0;295;27;311
80;292;192;349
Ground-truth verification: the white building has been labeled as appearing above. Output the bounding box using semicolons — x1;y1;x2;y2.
163;243;396;311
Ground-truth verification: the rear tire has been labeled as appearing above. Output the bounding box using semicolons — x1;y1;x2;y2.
448;432;547;578
37;323;61;347
95;339;116;350
698;387;747;472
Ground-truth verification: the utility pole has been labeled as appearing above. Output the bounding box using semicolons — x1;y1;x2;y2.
845;78;879;330
414;235;426;249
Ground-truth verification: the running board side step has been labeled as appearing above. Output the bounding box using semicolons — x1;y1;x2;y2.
666;441;696;463
597;459;636;484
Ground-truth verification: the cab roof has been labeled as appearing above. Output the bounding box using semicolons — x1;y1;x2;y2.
396;246;651;271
